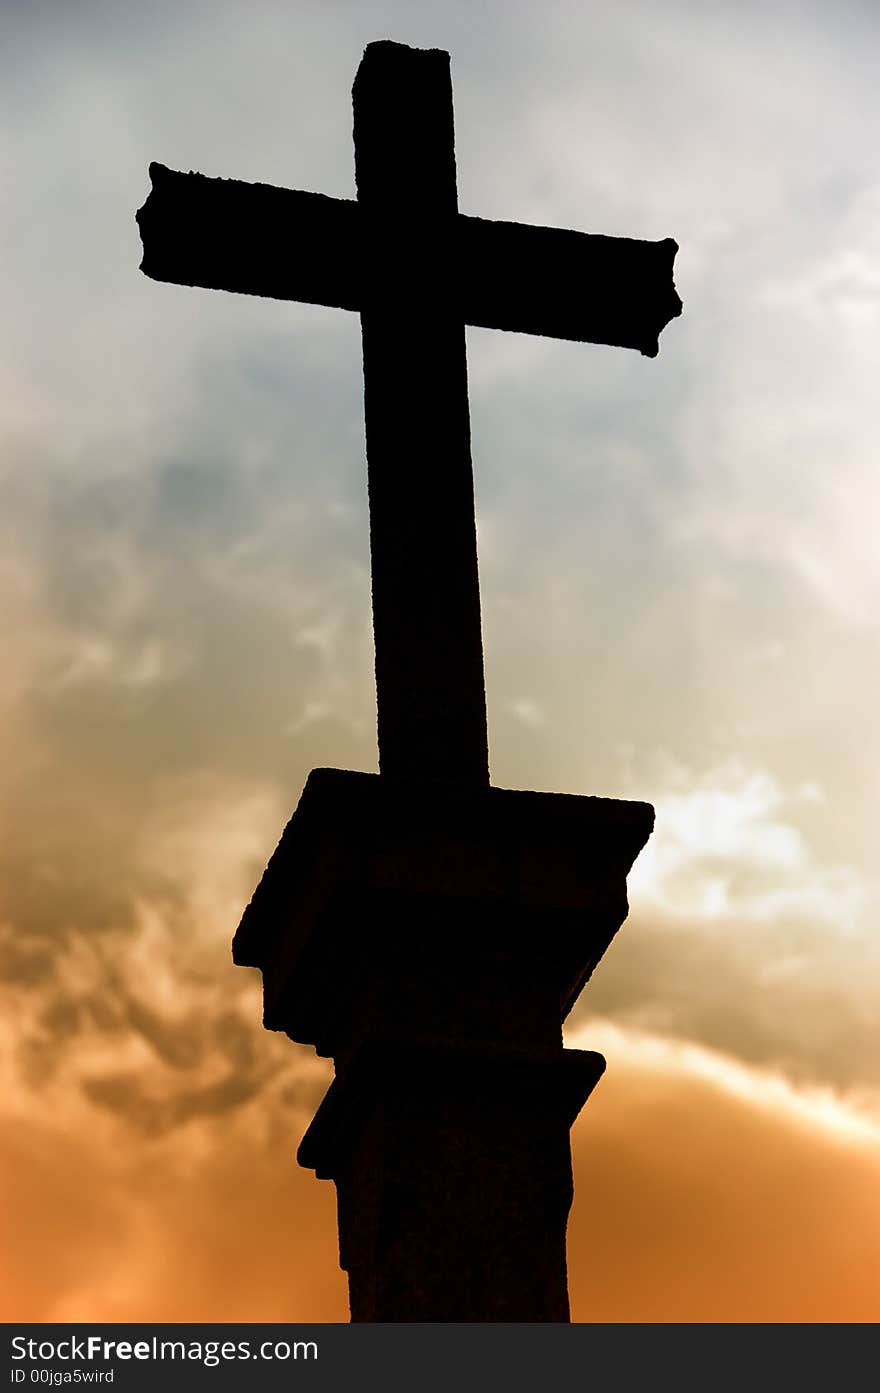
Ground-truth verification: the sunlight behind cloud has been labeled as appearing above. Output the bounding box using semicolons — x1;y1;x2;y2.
627;758;869;927
567;1018;880;1144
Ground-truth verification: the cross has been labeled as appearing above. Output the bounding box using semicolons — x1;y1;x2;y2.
138;38;680;1321
137;38;680;787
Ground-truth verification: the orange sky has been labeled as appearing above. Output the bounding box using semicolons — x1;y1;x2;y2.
3;1021;878;1322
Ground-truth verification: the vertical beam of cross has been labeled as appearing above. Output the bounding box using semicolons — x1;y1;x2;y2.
353;42;490;786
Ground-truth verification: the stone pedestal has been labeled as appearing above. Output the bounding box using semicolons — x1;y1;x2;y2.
233;768;653;1321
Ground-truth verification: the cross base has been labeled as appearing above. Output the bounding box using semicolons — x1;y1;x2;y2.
299;1041;604;1321
233;768;653;1320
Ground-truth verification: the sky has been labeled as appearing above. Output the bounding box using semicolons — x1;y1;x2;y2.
2;0;879;1322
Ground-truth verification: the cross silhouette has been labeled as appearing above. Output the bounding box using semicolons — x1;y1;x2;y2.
138;37;681;1322
137;38;680;788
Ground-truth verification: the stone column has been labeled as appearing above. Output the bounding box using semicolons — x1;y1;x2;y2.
233;769;653;1322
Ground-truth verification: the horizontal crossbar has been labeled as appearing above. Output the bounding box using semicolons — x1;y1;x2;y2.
137;163;681;356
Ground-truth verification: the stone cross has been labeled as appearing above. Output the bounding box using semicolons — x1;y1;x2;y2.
137;39;680;1322
137;39;680;787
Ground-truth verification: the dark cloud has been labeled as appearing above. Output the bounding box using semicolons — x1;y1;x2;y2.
574;908;880;1092
82;1071;270;1134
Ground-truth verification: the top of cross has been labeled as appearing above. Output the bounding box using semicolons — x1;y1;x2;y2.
137;40;681;785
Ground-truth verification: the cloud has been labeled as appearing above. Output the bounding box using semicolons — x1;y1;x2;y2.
568;1019;880;1144
627;757;869;927
0;774;331;1134
572;758;880;1092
